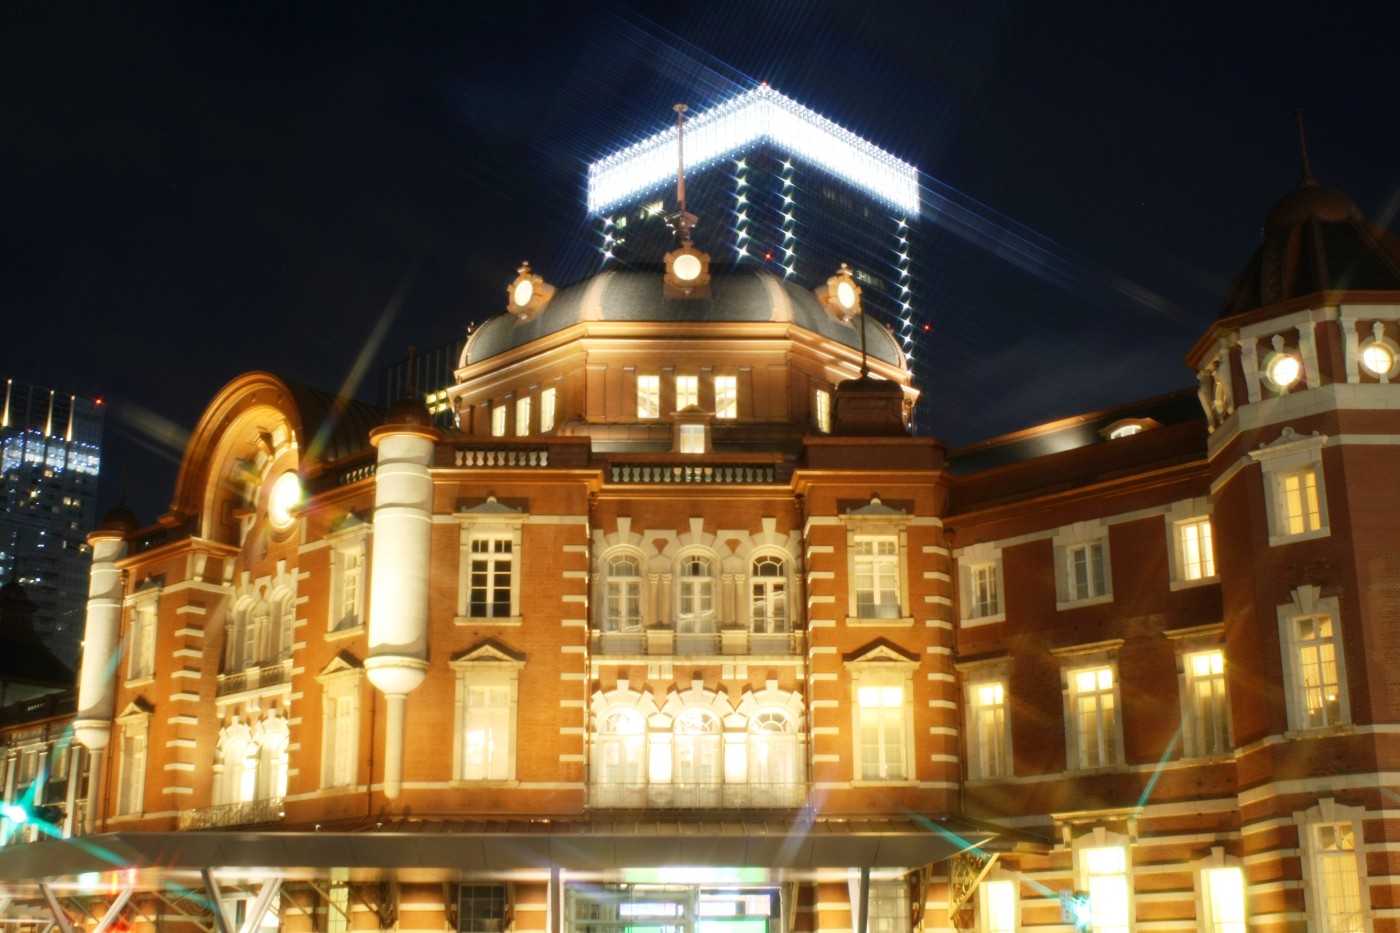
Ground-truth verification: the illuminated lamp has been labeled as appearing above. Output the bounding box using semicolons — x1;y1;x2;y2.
817;262;863;323
268;470;302;530
1360;325;1398;380
506;262;555;321
664;245;711;298
1267;352;1301;390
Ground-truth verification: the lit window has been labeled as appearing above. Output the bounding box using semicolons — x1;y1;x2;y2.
318;663;363;789
748;711;800;806
1108;424;1142;439
1361;340;1395;377
515;396;531;436
593;708;647;807
856;683;907;780
540;387;557;432
1069;666;1120;769
968;680;1009;779
969;563;999;618
1066;541;1107;602
1267;352;1302;389
678;423;705;453
676;375;698;409
465;535;514;618
868;880;910;933
1178;518;1215;580
116;716;148;816
1309;822;1366;933
749;555;789;633
814;388;831;433
604;554;643;632
638;375;660;418
127;600;157;681
714;375;737;419
330;544;364;632
451;649;524;783
1294;614;1343;728
1278;468;1322;536
1202;866;1246;933
676;553;716;632
673;709;722;802
491;404;507;437
854;535;900;618
977;879;1016;933
1079;845;1132;933
1184;650;1230;757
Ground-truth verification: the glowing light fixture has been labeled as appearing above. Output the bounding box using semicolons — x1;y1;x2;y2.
1268;353;1301;388
268;471;301;530
507;262;555;320
586;85;919;215
673;253;702;281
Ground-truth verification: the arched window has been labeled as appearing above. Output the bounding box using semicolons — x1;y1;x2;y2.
273;591;295;661
596;709;647;807
226;600;254;671
673;709;722;805
604;554;644;632
676;554;716;633
749;710;799;806
750;555;789;633
249;599;271;666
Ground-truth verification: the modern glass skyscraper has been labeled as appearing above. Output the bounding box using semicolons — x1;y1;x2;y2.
0;379;103;666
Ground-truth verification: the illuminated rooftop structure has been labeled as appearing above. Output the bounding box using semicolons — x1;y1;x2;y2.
585;86;930;433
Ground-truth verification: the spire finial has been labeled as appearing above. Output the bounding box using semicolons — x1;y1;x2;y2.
1295;109;1317;187
668;103;698;247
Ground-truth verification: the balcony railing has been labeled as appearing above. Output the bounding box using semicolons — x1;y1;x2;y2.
589;782;805;810
177;797;284;831
454;446;550;468
591;630;803;656
608;463;776;484
216;657;293;697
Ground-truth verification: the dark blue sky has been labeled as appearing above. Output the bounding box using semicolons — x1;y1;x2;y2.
3;2;1396;522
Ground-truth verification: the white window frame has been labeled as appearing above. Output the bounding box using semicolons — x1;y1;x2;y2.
675;550;718;633
515;395;531;436
490;403;507;437
748;553;790;634
1181;647;1231;758
1249;428;1330;546
846;651;917;784
1072;829;1134;933
678;423;706;453
1195;849;1247;933
126;589;159;683
601;551;645;633
328;530;368;634
713;375;737;419
317;661;364;790
976;872;1018;933
961;664;1011;780
1296;799;1373;933
1054;642;1125;771
865;879;910;933
456;502;526;625
450;648;524;783
637;374;661;419
1278;585;1349;731
814;387;832;433
957;541;1004;626
1165;497;1217;588
115;706;150;817
539;386;557;433
841;499;913;623
1054;521;1113;609
675;375;699;410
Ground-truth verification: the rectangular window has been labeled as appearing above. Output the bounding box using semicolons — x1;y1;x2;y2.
856;684;906;780
676;375;698;410
969;681;1008;779
117;726;146;815
515;396;531;436
1202;866;1246;933
490;404;507;437
970;563;999;618
463;683;511;780
539;387;557;432
331;547;363;632
978;879;1016;933
637;375;660;418
1313;823;1363;933
814;388;832;433
458;885;507;933
1070;666;1118;769
678;424;705;453
1179;518;1216;580
1185;650;1230;757
868;880;910;933
1295;615;1341;728
1081;845;1131;933
128;602;157;681
854;535;900;618
1066;542;1106;602
468;536;513;618
1279;468;1322;536
714;375;737;419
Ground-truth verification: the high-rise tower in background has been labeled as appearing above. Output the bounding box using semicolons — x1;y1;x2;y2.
587;85;929;431
0;379;103;666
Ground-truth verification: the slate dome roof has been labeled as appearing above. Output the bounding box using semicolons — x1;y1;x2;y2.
464;265;906;369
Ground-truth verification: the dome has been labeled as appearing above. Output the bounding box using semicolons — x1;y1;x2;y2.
97;502;140;534
464;265;907;368
384;394;433;428
1219;177;1400;320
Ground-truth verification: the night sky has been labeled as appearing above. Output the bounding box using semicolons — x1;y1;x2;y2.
3;2;1396;523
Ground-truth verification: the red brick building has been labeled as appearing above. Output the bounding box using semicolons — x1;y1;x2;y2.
1;165;1398;933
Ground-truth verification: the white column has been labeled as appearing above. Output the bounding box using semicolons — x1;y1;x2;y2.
74;531;128;834
365;424;437;799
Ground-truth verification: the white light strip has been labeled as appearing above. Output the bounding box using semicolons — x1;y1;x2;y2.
587;86;919;215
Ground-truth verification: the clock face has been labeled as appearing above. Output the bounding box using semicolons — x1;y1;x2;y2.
1268;354;1301;388
1362;342;1394;376
836;280;857;310
673;253;702;282
268;471;302;530
512;278;534;307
